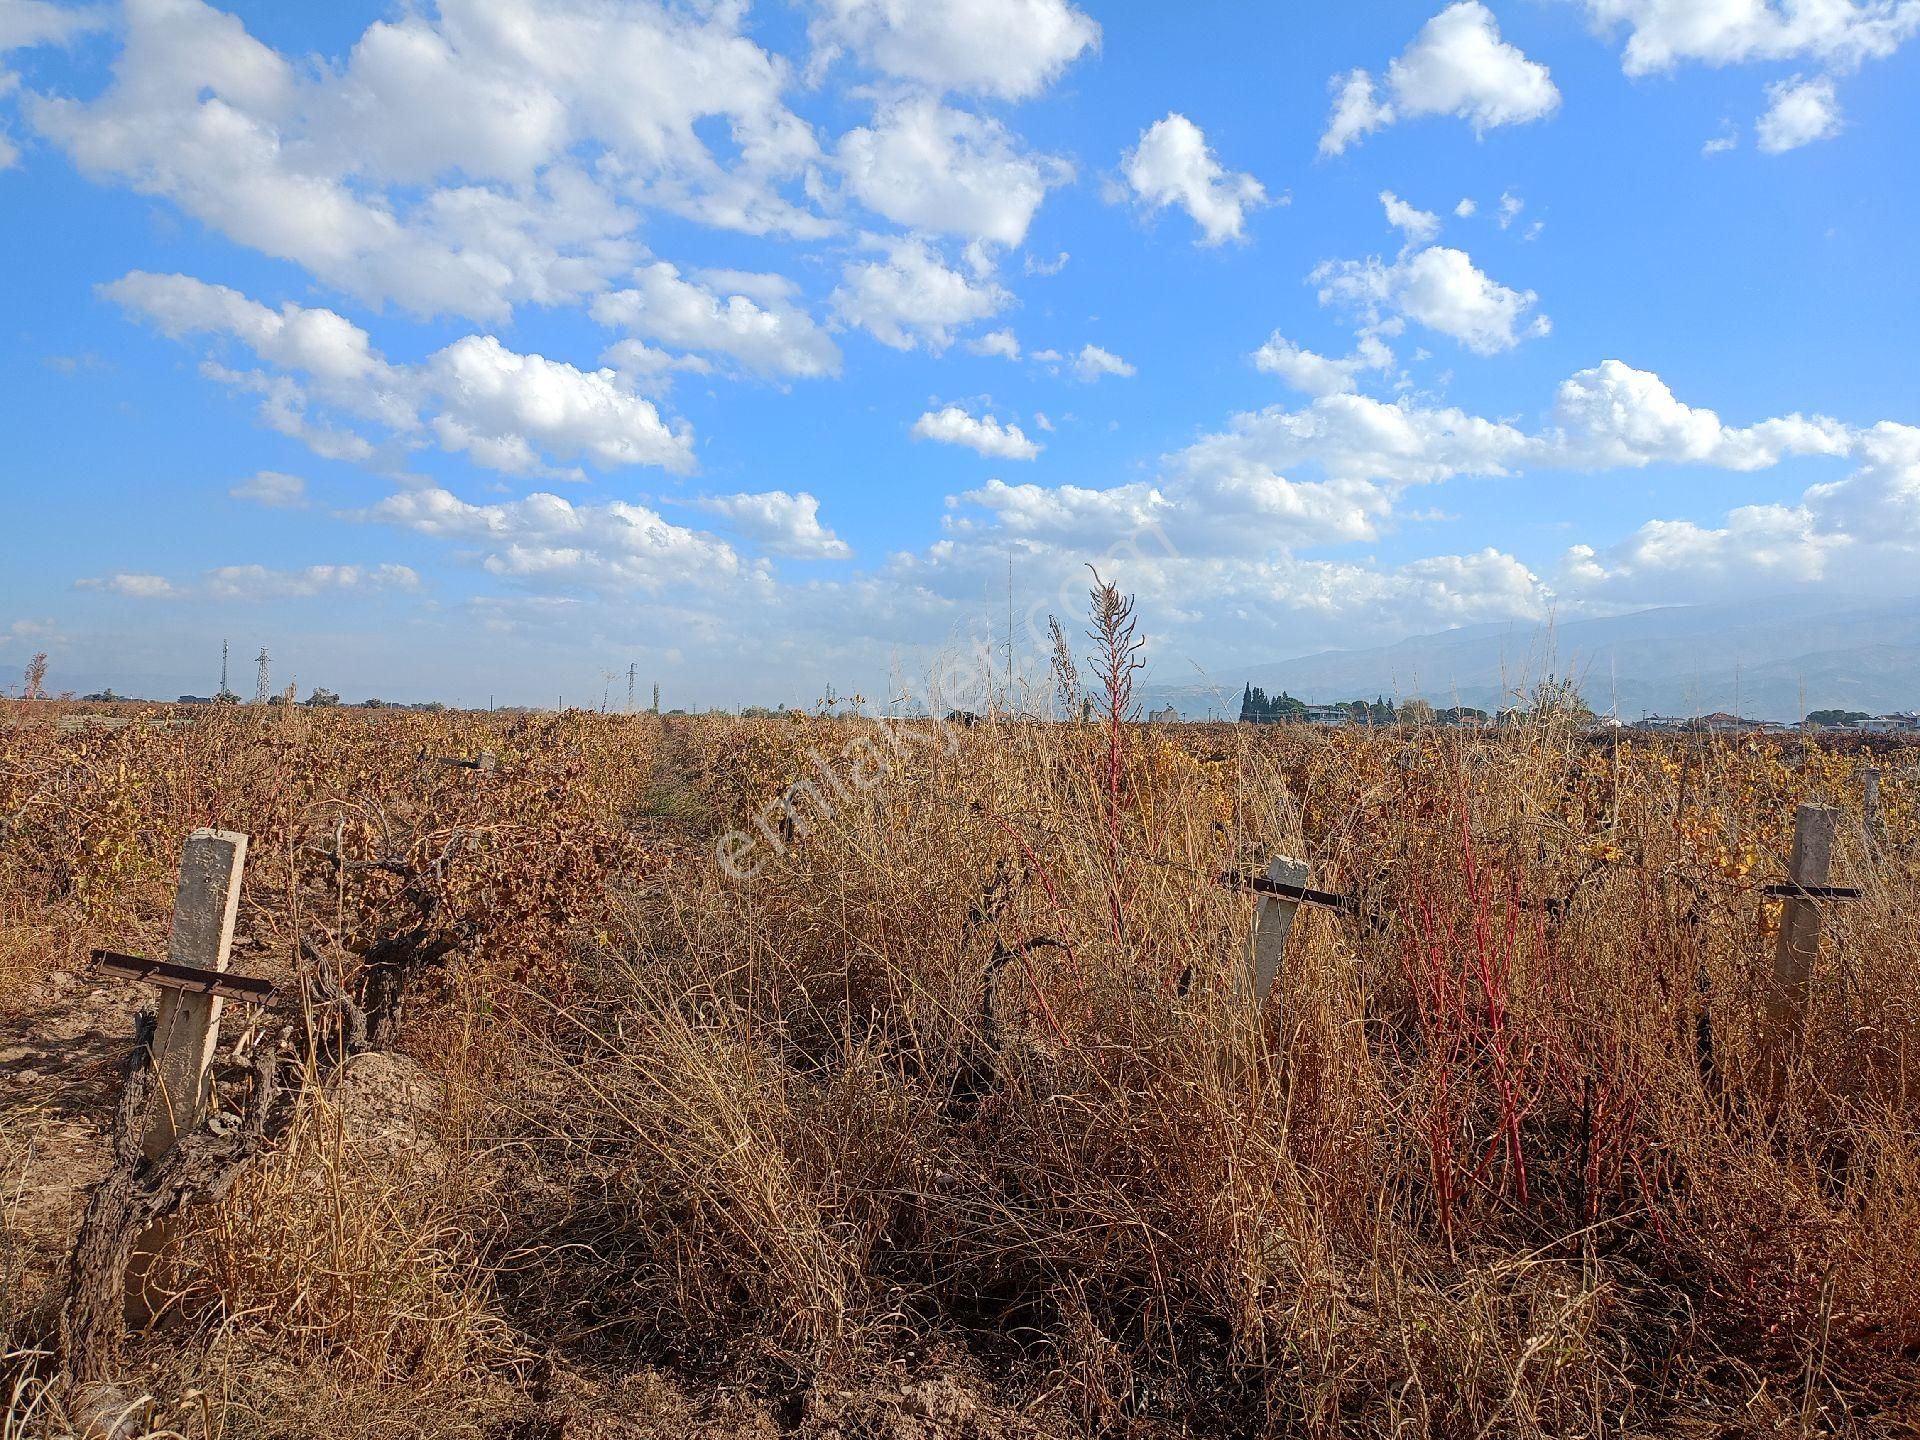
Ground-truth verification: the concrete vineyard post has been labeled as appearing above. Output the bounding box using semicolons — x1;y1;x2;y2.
1765;804;1838;1065
1248;856;1309;1004
143;830;248;1160
129;828;247;1326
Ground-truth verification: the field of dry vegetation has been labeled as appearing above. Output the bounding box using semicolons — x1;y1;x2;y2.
2;683;1918;1436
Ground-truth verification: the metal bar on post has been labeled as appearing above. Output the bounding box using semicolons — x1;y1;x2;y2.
92;950;273;1004
1765;804;1838;1064
1247;855;1309;1005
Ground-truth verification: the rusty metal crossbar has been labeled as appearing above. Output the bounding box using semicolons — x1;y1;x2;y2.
432;751;497;771
92;949;276;1004
1216;869;1359;915
1762;883;1863;902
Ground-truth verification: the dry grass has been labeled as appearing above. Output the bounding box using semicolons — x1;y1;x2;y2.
2;697;1918;1436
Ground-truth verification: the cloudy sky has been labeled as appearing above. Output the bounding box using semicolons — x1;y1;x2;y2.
2;0;1917;707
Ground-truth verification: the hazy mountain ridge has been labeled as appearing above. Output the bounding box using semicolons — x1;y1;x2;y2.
1147;597;1920;720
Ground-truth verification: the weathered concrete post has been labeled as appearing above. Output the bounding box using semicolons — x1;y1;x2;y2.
1765;804;1838;1066
128;828;247;1323
143;830;249;1159
1248;855;1309;1004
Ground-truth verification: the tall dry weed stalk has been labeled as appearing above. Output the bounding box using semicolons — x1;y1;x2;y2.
1086;569;1142;948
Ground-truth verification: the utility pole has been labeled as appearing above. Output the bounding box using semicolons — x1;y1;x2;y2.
219;640;230;696
651;681;660;714
627;662;637;713
252;647;271;706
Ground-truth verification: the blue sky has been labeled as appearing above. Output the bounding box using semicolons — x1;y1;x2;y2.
2;0;1916;708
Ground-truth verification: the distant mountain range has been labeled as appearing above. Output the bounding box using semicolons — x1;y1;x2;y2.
1144;596;1920;722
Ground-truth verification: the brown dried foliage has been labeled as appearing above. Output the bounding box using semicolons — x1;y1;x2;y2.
2;700;1919;1437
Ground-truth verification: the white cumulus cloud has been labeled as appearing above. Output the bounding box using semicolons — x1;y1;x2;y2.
1121;112;1268;246
1320;2;1560;155
424;335;696;476
359;487;745;594
692;490;852;559
836;96;1070;247
1072;343;1136;382
831;235;1008;351
1253;332;1394;397
1581;0;1920;75
1553;359;1851;469
590;261;839;379
104;270;695;475
1756;74;1843;152
1314;245;1548;355
912;404;1043;459
1381;189;1441;245
1582;0;1914;152
968;328;1022;360
30;0;825;321
807;0;1099;100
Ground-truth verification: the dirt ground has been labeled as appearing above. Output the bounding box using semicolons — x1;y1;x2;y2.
2;959;1036;1440
1;962;140;1343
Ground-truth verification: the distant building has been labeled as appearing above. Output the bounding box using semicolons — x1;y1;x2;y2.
1304;705;1349;727
1148;705;1181;724
1635;713;1776;733
1857;713;1919;734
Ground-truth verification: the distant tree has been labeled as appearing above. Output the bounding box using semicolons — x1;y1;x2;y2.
1357;696;1396;725
266;692;289;707
1526;675;1594;725
1400;698;1435;725
739;705;775;718
363;697;386;709
81;689;121;702
1238;685;1308;723
304;687;341;707
1807;708;1869;726
414;700;446;712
